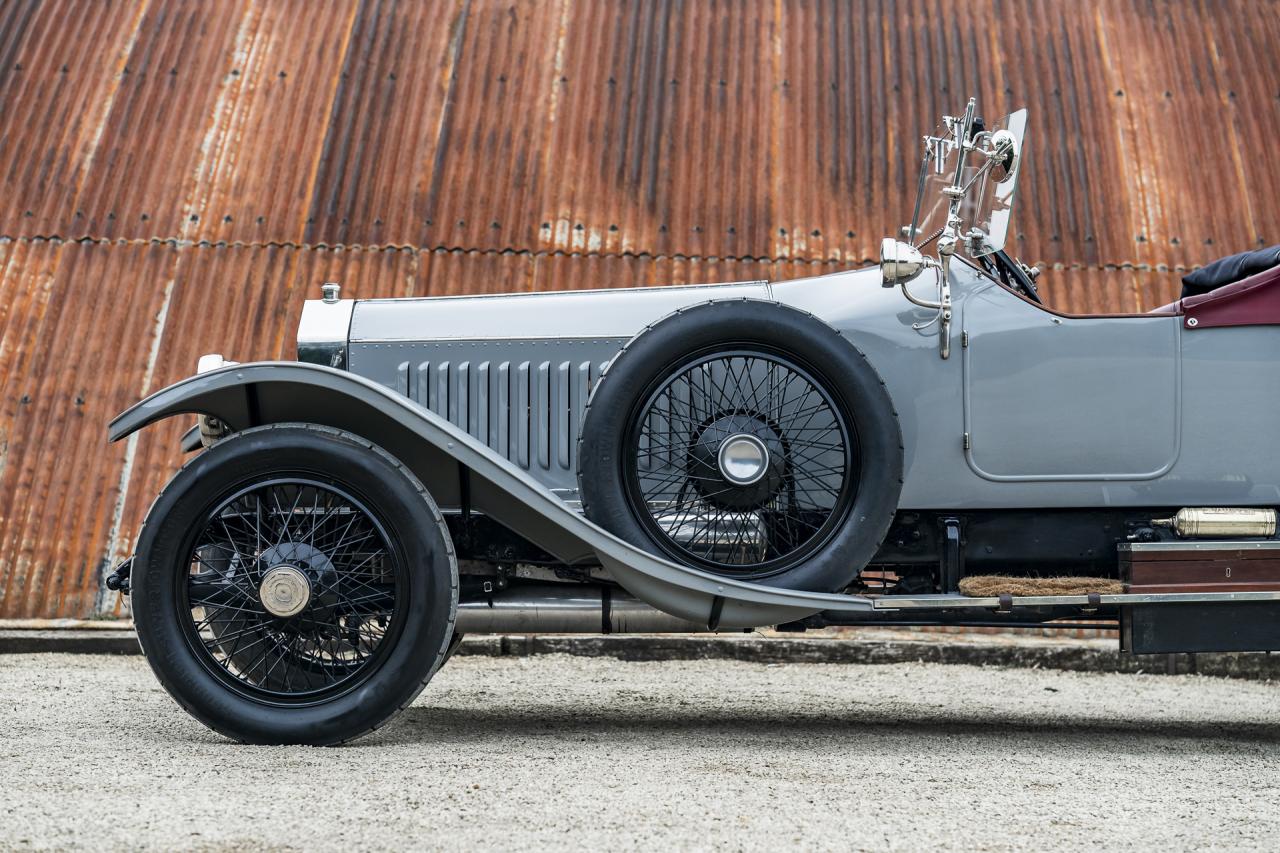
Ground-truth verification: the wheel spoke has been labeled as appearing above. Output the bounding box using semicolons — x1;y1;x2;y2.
182;478;402;701
627;349;855;576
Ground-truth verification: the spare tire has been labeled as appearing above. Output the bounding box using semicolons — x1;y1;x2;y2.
578;299;902;592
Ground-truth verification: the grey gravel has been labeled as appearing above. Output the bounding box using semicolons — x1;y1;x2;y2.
2;653;1279;852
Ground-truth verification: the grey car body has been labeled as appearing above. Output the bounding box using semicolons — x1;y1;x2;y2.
107;100;1280;744
110;253;1280;628
334;264;1277;509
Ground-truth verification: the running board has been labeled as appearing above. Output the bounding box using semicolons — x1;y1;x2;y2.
871;590;1280;611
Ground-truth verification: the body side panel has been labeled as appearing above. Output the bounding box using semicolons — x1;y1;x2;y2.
772;267;1279;508
330;265;1279;509
962;282;1181;480
1167;325;1280;504
348;339;621;498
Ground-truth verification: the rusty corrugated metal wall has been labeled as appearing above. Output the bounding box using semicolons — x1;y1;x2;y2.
1;0;1277;617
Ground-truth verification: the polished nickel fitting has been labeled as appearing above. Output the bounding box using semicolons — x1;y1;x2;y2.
259;565;312;618
1152;508;1278;539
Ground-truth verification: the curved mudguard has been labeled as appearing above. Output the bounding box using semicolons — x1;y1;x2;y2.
109;362;876;629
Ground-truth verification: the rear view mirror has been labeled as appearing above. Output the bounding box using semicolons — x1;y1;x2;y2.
988;129;1019;183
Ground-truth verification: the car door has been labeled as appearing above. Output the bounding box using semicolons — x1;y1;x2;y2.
961;283;1180;481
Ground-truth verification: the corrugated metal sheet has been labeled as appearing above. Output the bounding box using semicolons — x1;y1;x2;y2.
0;0;1277;616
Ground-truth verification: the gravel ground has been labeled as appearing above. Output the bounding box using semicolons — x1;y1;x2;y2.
3;653;1279;852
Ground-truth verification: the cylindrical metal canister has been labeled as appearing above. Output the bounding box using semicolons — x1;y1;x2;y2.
1154;507;1278;538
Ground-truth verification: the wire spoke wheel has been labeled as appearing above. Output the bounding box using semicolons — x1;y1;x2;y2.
581;302;900;593
181;477;404;704
623;348;858;578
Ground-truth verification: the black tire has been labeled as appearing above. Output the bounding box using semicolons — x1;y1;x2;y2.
130;424;458;745
578;300;902;592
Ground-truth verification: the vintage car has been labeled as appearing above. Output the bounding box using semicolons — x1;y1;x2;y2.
109;100;1280;744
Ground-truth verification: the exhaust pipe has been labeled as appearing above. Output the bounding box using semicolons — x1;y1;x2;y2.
455;583;712;633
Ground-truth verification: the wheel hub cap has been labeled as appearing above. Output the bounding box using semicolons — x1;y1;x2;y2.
686;414;785;510
259;564;311;618
718;433;770;485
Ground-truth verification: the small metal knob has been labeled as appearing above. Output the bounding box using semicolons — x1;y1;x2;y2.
321;282;341;303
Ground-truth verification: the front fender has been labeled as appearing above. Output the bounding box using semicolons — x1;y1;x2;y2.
109;361;875;628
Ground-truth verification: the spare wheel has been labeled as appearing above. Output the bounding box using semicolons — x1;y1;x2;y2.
578;299;903;592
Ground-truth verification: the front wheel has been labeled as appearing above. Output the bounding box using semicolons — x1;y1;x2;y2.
130;424;458;745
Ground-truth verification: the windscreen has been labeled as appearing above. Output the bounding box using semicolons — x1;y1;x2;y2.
908;108;1027;257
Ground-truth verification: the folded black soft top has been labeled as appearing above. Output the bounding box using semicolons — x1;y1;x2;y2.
1182;244;1280;298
